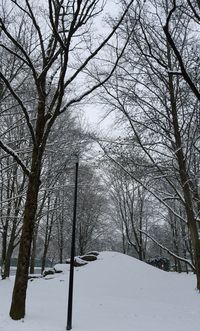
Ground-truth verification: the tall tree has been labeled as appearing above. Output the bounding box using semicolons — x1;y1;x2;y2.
106;164;150;260
0;0;134;319
76;164;108;256
98;0;200;288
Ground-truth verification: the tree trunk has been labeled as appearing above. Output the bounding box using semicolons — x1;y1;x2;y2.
4;244;13;278
1;223;8;279
59;247;63;264
9;152;42;319
29;224;38;274
183;249;189;273
176;258;182;273
168;73;200;289
41;244;48;274
41;198;54;274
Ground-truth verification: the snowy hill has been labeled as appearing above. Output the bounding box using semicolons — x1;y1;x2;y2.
0;251;200;331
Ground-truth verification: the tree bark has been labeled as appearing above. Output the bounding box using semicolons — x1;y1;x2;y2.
4;243;14;278
168;73;200;289
1;223;8;279
29;224;39;274
9;147;42;319
41;244;48;275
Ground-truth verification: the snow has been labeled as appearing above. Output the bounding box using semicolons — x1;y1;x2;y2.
0;251;200;331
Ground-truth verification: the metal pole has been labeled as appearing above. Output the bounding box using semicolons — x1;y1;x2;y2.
66;159;79;330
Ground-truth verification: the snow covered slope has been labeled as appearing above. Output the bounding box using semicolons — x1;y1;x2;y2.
0;251;200;331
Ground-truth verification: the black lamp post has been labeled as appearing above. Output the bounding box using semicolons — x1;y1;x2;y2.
66;155;79;330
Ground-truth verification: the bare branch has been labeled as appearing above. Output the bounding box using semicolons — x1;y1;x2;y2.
0;140;30;177
64;0;135;89
24;0;46;61
187;0;200;21
0;72;36;146
163;1;200;101
0;18;38;81
97;141;187;224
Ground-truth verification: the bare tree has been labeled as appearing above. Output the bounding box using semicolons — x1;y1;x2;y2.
105;164;149;260
97;0;200;288
163;0;200;100
30;110;86;273
75;164;108;256
0;0;134;319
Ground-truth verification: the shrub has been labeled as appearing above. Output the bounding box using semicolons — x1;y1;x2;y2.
147;256;170;271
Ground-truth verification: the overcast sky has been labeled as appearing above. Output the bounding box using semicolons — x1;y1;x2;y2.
82;0;121;135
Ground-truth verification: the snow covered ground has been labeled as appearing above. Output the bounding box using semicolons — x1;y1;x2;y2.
0;251;200;331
